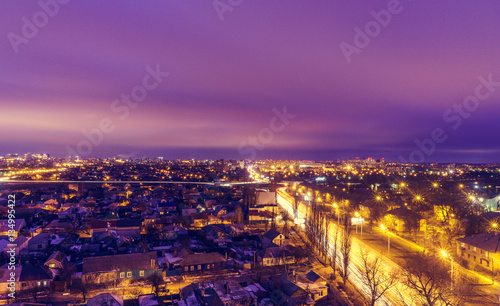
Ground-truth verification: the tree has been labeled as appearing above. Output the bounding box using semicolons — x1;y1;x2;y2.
79;277;94;302
148;271;164;297
339;217;352;286
401;253;458;306
281;210;290;238
360;249;398;306
331;228;339;276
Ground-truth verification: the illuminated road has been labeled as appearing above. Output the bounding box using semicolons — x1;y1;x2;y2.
277;187;500;305
276;188;409;306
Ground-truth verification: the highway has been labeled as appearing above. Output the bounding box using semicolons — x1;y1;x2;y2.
0;178;264;187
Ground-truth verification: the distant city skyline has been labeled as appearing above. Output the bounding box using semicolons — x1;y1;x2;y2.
2;1;500;162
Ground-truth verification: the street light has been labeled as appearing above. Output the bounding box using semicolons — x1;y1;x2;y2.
380;224;390;256
441;250;454;291
355;212;360;234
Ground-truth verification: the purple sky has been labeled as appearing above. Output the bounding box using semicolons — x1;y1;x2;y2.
1;0;500;162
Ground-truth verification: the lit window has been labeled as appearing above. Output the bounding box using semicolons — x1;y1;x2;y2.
127;272;132;278
37;282;41;286
140;271;144;277
184;267;188;271
191;266;194;271
120;272;125;278
207;264;210;270
198;265;201;270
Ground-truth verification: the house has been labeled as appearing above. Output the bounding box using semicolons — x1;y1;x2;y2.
82;252;159;284
157;200;177;215
383;207;423;233
457;232;500;271
5;235;29;257
18;263;53;291
42;220;73;233
0;239;9;257
248;210;274;223
87;293;123;306
179;252;228;274
58;205;90;221
44;251;70;276
304;271;328;301
0;263;21;294
180;280;255;306
158;225;188;241
260;246;295;267
0;219;26;238
262;229;287;247
28;233;52;252
267;273;309;305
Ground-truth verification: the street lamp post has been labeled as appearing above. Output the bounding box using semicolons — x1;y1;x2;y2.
492;223;498;284
381;224;390;256
441;250;454;291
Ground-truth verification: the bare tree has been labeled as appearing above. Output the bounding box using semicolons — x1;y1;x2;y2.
331;228;339;276
339;217;352;286
76;276;95;302
281;210;290;238
148;271;164;297
401;253;458;306
360;249;398;306
323;213;330;263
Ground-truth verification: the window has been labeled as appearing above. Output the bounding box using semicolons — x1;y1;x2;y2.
43;281;47;286
49;263;56;268
212;264;215;269
140;271;144;277
184;267;188;271
198;265;201;270
37;282;41;286
151;259;156;267
120;272;125;278
127;272;132;278
474;247;477;252
207;264;210;270
190;266;194;271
